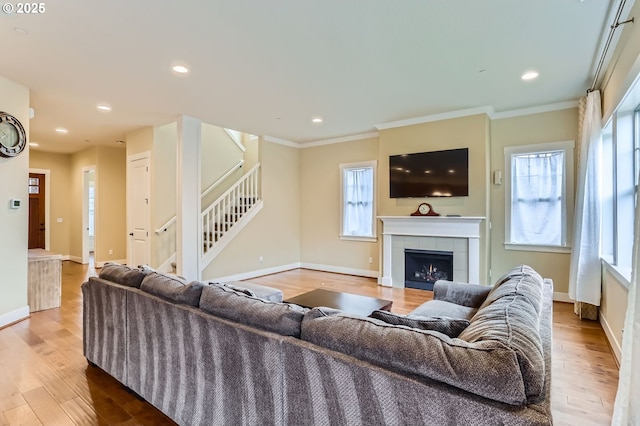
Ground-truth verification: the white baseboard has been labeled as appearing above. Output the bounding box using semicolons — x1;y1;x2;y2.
157;253;177;273
378;277;393;287
60;255;70;261
208;263;301;283
0;306;30;329
599;310;622;366
95;259;127;268
553;292;573;303
69;255;83;264
300;262;379;279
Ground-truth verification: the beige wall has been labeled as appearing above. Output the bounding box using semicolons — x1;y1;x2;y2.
69;146;126;264
152;122;177;268
243;134;259;172
0;75;30;319
95;146;127;263
490;108;578;294
300;137;380;273
29;151;72;256
126;126;153;156
202;140;300;279
201;124;245;209
600;265;628;365
378;114;491;281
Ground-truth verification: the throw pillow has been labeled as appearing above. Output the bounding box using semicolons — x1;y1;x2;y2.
99;262;149;288
210;282;257;298
369;310;470;337
140;272;204;307
199;284;308;337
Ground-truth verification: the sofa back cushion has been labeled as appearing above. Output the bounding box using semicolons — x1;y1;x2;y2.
369;310;469;337
199;284;308;337
99;262;149;288
459;294;545;402
301;312;529;406
140;272;204;307
483;265;543;312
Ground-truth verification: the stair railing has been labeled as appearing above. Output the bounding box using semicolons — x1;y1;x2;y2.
201;163;261;258
155;159;245;235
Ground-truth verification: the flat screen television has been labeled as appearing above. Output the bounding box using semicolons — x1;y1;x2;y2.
389;148;469;198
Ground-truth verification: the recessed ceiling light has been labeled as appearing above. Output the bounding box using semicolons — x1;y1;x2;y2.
29;142;39;147
116;140;125;145
311;116;323;124
521;71;539;81
97;103;112;112
14;28;28;35
171;64;190;75
55;127;68;134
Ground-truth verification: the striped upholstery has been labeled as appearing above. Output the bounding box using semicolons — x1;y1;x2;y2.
82;277;129;384
126;289;285;426
83;275;553;425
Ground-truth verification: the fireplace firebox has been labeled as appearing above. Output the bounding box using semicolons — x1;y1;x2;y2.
404;249;453;291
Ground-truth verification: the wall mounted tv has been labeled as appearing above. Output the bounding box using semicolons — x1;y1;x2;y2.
389;148;469;198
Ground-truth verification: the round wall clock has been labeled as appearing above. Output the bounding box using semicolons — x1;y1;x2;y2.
0;111;27;158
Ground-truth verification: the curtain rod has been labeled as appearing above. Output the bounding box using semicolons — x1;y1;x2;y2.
588;0;634;93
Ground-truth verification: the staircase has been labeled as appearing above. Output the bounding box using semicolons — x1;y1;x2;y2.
200;163;262;270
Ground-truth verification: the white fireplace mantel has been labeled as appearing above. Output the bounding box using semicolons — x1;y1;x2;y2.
378;216;485;287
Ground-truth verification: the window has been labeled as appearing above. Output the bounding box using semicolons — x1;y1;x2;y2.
340;161;377;241
504;141;574;252
601;104;640;281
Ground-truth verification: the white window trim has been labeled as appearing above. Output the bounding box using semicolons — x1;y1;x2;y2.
504;140;575;252
339;160;377;242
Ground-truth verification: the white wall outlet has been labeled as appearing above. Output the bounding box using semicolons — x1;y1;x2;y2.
368;257;373;264
56;217;63;223
108;249;113;255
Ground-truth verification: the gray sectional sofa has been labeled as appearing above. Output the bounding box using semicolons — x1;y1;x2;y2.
83;263;553;425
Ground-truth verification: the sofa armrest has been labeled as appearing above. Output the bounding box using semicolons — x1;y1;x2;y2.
433;280;491;308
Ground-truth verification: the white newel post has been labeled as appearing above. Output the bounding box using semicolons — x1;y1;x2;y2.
378;216;485;287
176;115;202;281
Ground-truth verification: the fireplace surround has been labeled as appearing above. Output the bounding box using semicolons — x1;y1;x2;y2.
378;216;484;288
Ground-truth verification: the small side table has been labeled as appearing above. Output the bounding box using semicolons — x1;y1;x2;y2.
28;249;62;312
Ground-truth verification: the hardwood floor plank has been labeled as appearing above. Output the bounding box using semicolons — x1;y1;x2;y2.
0;261;620;425
59;397;108;426
21;387;75;426
2;404;42;426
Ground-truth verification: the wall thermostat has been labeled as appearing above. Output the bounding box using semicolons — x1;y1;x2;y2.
493;170;503;185
9;198;21;209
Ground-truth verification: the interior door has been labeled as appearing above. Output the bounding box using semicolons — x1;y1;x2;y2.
129;157;150;266
28;173;46;249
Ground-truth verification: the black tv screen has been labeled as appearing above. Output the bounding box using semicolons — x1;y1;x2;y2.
389;148;469;198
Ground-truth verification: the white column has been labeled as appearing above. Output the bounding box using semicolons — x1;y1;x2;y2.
176;115;201;281
379;233;393;287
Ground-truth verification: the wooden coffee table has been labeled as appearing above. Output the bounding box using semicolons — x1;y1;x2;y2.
285;289;392;317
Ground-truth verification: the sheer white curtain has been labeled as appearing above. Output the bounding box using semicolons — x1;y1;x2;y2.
343;167;373;236
568;90;602;306
511;152;563;245
612;184;640;425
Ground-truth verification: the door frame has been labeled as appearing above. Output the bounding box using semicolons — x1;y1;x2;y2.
127;151;151;266
29;168;50;251
82;166;96;264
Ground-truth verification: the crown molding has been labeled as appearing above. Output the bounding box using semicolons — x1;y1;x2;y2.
491;100;579;120
262;135;300;148
301;131;379;148
375;106;495;130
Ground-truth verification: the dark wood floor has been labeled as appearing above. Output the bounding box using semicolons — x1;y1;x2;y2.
0;261;619;425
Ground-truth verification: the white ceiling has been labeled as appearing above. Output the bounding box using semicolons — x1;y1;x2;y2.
0;0;617;153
